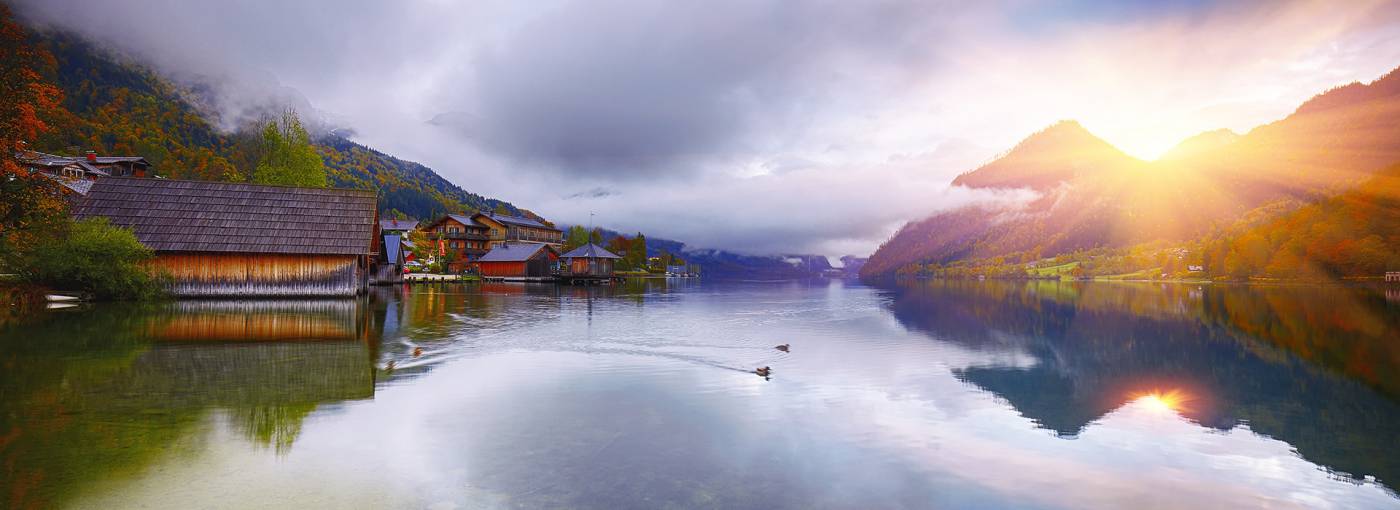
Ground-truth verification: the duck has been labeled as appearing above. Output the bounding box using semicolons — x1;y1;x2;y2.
775;344;790;352
413;347;423;358
754;366;772;377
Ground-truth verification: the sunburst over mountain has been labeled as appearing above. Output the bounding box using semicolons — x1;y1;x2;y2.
863;67;1400;279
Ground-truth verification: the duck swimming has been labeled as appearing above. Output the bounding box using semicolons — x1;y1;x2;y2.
754;366;772;377
413;347;423;357
775;344;790;352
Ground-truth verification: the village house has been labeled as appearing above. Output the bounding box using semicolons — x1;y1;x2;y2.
19;150;152;195
423;214;492;273
379;218;418;235
473;211;564;248
373;233;406;284
560;243;621;281
74;178;378;297
477;242;559;279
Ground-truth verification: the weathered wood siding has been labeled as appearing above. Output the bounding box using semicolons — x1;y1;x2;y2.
149;253;364;297
567;258;614;276
371;263;403;285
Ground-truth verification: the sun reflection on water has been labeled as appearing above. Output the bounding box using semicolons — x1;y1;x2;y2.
1132;389;1193;415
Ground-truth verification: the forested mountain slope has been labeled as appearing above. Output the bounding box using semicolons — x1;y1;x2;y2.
25;28;523;221
864;67;1400;278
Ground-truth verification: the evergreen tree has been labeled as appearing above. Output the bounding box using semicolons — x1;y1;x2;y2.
251;110;327;188
564;225;589;251
628;233;648;270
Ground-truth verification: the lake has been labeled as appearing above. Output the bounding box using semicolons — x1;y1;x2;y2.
2;279;1398;509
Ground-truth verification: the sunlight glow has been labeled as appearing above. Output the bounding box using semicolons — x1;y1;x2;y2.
1132;389;1193;414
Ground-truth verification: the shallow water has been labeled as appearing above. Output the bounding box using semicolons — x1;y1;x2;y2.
2;279;1398;509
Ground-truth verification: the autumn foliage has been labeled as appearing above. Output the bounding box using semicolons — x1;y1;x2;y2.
0;4;68;270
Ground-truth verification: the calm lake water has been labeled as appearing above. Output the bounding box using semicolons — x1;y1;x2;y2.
2;279;1399;509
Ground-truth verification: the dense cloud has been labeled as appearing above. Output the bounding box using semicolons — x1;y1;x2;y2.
13;0;1400;257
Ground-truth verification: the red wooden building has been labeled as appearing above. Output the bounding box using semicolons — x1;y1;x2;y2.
477;243;558;278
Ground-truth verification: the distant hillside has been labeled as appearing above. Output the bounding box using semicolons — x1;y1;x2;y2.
573;226;837;279
864;66;1400;279
25;27;522;221
316;136;521;220
1200;161;1400;278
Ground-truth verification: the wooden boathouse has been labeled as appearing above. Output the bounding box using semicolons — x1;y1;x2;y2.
559;243;622;284
74;178;378;297
477;242;558;280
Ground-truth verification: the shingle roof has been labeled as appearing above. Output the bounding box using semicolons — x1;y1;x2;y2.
19;151;149;167
478;242;552;262
447;214;487;228
379;219;419;231
74;178;377;255
475;211;560;231
561;243;620;259
39;173;94;195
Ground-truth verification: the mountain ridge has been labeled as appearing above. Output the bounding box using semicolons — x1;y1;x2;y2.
863;65;1400;279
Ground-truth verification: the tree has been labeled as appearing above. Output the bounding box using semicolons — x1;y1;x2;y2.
0;5;68;272
251;110;327;188
20;217;161;300
606;235;632;269
590;227;603;245
627;233;648;270
564;225;589;251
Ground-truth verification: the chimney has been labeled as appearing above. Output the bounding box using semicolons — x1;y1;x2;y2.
86;150;97;162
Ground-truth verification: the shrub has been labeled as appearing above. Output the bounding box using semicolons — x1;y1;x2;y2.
22;217;163;300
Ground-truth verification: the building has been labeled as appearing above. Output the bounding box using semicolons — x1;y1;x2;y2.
1386;271;1400;283
19;150;152;195
423;214;492;273
378;218;419;235
560;243;621;280
372;233;406;285
74;178;378;297
473;211;563;248
477;243;559;278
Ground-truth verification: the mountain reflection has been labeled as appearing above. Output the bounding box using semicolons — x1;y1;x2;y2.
881;279;1400;491
0;299;378;508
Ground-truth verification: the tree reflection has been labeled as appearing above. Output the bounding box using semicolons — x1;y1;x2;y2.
0;299;379;507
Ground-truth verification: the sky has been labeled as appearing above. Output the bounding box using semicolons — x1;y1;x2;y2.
14;0;1400;259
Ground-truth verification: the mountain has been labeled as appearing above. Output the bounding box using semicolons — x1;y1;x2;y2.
950;120;1143;191
25;27;523;222
573;226;838;279
863;67;1400;279
1200;161;1400;278
316;135;521;220
1158;128;1239;161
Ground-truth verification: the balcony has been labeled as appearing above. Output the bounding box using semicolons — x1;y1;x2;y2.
427;231;490;241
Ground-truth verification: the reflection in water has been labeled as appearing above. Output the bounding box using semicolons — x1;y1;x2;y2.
885;279;1400;490
0;300;377;509
0;279;1396;509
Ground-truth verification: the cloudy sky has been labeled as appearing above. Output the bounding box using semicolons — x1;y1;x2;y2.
14;0;1400;258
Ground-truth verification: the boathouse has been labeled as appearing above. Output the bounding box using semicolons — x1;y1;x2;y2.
74;178;378;297
477;242;558;278
371;233;406;285
560;243;621;280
